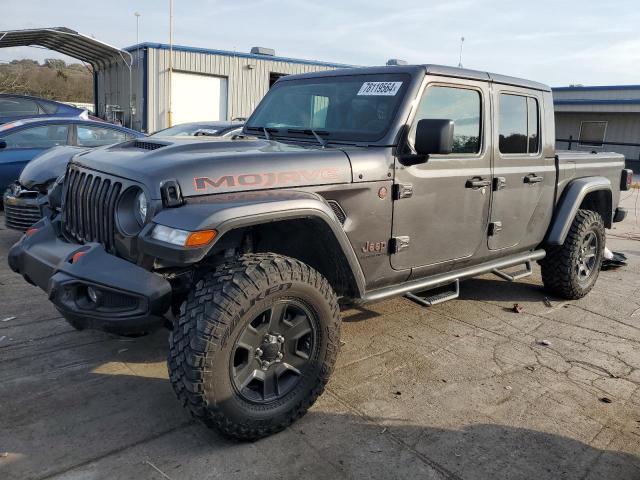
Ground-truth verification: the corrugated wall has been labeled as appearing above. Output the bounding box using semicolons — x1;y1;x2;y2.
144;47;338;132
555;111;640;169
95;51;145;131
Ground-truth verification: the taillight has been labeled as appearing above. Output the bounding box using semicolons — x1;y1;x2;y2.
621;169;633;191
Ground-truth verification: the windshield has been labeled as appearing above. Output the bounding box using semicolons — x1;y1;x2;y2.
151;124;221;137
246;73;410;143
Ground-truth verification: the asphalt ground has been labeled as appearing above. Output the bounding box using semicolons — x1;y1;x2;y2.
1;190;639;480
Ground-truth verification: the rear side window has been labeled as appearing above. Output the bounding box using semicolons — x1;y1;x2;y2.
0;97;41;117
411;86;481;154
2;124;69;148
499;94;539;154
77;125;131;147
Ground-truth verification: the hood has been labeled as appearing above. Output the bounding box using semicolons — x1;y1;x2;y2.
72;138;353;199
19;145;87;191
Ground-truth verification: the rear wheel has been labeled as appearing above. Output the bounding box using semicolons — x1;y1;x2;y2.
541;209;605;299
168;253;341;440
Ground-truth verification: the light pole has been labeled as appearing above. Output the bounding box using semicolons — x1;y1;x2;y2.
458;36;465;68
168;0;174;127
134;12;141;45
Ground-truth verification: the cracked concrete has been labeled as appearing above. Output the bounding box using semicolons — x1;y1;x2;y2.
1;191;639;480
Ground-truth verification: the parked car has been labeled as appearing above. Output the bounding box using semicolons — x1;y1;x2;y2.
9;64;632;441
150;121;244;138
1;122;247;231
0;94;87;125
2;119;142;229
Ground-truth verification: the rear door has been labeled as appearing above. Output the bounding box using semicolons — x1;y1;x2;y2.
489;88;555;250
391;78;492;270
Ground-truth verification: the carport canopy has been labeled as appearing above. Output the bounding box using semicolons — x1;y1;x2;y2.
0;27;132;69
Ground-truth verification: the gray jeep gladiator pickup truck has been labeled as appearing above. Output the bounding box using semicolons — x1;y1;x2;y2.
8;64;634;440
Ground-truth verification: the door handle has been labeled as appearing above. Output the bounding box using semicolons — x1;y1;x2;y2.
466;178;491;189
524;174;544;184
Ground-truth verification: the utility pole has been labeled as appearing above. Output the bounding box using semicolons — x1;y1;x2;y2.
458;36;465;68
168;0;174;127
134;11;141;130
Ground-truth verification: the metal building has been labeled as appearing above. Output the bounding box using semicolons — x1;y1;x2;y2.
95;43;351;133
553;85;640;171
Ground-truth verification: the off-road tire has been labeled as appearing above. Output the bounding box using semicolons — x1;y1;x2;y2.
541;209;605;299
168;253;341;440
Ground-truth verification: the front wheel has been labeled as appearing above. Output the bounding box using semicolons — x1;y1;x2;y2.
541;209;605;299
168;253;341;440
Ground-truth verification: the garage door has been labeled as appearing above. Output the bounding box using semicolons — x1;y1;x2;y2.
171;72;228;124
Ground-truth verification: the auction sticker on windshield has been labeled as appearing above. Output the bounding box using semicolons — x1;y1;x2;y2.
357;82;402;96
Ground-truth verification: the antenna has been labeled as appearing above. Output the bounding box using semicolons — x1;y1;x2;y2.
458;36;465;68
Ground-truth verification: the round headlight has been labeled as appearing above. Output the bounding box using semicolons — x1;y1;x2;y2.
116;187;148;236
134;191;148;225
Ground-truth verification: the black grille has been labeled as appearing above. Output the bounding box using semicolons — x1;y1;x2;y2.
62;166;122;252
4;203;42;231
327;200;346;225
132;140;167;151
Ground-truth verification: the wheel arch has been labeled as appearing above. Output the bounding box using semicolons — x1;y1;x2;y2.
213;212;365;300
546;177;612;246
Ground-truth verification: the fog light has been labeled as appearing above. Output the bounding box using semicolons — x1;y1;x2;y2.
87;286;100;304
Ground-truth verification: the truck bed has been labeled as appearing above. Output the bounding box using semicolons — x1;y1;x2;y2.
555;150;626;213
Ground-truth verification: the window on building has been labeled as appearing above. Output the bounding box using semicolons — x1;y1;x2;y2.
499;94;539;154
579;121;607;147
77;125;132;147
3;124;69;148
410;86;481;154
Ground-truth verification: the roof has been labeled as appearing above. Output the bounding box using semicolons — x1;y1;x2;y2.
0;116;140;134
125;42;353;69
279;64;551;91
0;27;132;69
553;84;640;92
0;93;84;113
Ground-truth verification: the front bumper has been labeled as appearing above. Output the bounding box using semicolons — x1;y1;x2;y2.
8;218;172;334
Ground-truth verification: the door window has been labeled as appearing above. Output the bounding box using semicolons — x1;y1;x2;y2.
2;124;69;148
410;86;481;154
77;125;131;147
499;94;539;154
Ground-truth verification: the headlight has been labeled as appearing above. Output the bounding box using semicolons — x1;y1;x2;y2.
135;191;148;226
116;187;148;236
151;224;217;247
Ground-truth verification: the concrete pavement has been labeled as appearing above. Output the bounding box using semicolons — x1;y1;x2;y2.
1;190;639;480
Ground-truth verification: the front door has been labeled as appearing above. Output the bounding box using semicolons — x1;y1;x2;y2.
488;88;555;250
391;79;491;271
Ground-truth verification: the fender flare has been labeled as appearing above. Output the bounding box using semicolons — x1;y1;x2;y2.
546;176;612;245
146;190;366;297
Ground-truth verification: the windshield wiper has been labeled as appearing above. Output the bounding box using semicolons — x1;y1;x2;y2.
286;128;329;148
245;126;279;140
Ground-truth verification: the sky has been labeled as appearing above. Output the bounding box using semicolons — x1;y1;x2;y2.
1;0;639;87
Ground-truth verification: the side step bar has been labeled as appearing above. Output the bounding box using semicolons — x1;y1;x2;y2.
359;249;546;305
405;280;459;307
492;261;533;282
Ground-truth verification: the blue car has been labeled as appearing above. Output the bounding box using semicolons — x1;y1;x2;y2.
0;117;141;193
0;94;87;125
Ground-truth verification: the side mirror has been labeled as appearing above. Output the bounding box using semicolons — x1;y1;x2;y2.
415;119;454;156
0;140;6;149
